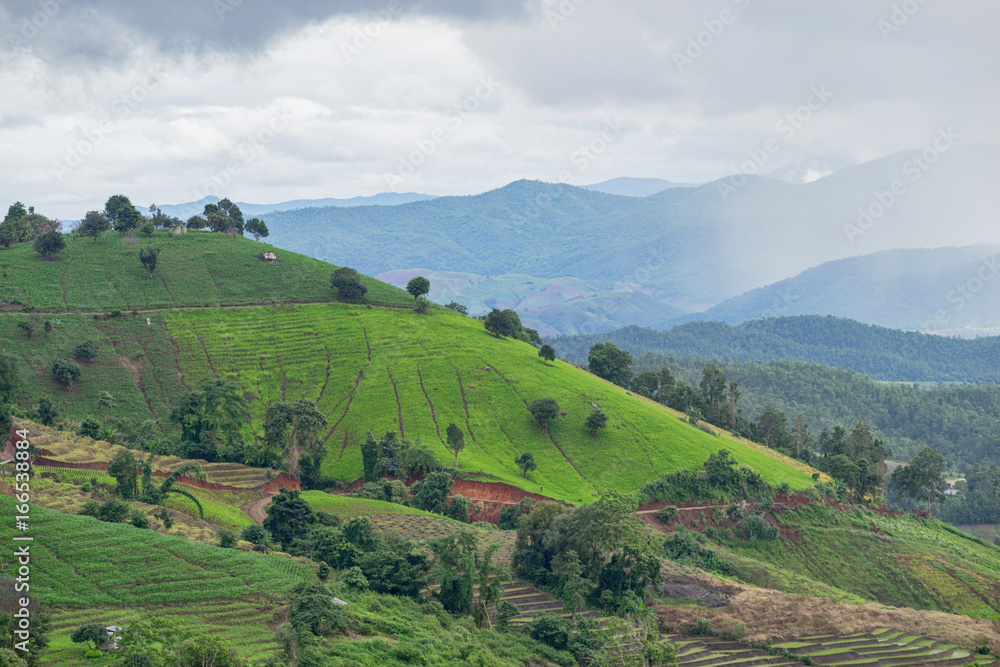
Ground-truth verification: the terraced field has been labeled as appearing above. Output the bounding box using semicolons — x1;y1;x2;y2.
664;628;988;666
163;302;820;503
0;497;314;664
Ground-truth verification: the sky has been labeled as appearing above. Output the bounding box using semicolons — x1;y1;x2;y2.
0;0;997;219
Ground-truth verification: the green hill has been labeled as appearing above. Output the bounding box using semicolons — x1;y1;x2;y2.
0;229;411;311
0;234;818;502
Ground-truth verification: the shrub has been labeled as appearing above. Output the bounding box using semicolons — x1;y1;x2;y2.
78;417;102;439
444;494;472;523
318;561;331;581
218;529;237;548
414;296;430;314
738;514;779;541
139;221;154;236
75;340;100;360
240;524;273;546
130;509;151;529
78;500;101;517
97;498;130;523
84;650;103;660
290;583;348;637
758;494;775;514
778;481;791;497
683;617;713;636
342;566;369;590
51;358;82;387
726;500;749;522
712;507;725;522
657;506;677;522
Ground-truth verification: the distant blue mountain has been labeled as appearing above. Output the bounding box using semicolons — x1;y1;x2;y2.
581;177;695;196
142;192;436;220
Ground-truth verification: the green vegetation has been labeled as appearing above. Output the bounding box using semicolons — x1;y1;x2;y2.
0;230;410;311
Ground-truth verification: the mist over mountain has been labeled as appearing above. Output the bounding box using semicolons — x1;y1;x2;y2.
143;192;437;220
581;177;695;196
676;245;1000;334
764;156;855;184
258;143;1000;334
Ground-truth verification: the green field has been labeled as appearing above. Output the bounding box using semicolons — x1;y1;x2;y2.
0;229;411;311
163;302;819;502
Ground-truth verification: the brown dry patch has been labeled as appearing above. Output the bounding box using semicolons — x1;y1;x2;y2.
656;574;1000;651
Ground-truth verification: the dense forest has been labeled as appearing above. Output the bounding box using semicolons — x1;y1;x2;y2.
551;315;1000;382
631;353;1000;468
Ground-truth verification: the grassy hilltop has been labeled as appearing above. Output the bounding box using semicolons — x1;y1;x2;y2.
0;231;818;501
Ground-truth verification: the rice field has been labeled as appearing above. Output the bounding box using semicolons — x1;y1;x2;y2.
163;302;820;503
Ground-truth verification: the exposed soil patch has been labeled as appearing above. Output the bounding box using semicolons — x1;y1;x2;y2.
659;575;739;608
241;495;274;525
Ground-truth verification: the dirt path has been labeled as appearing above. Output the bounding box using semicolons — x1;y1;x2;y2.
242;495;274;525
635;503;727;514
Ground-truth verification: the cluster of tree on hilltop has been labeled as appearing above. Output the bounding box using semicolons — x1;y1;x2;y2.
631;353;1000;470
549;316;1000;383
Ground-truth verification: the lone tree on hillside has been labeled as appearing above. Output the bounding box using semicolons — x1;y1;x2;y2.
105;194;142;233
528;398;560;432
71;622;108;651
587;342;633;387
245;217;269;241
32;230;65;259
37;397;57;427
484;308;519;338
446;422;465;467
330;267;368;301
78;210;111;244
538;344;556;364
139;246;160;280
445;301;468;315
515;452;537;478
406;276;430;302
51;358;82;389
585;409;608;437
263;398;329;478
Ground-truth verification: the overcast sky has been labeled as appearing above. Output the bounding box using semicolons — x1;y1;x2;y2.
1;0;997;218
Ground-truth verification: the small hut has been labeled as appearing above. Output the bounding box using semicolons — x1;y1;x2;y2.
168;225;187;234
260;252;277;263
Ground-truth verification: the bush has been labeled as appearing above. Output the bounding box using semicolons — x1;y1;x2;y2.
738;514;779;541
290;583;348;636
683;617;713;636
341;566;369;590
130;509;151;529
139;222;155;236
778;482;791;497
657;506;677;522
97;498;130;523
444;494;472;523
52;358;82;387
726;500;749;522
239;524;273;546
78;417;102;439
84;650;103;660
318;561;331;581
414;296;430;314
75;340;100;360
78;500;101;517
218;529;237;548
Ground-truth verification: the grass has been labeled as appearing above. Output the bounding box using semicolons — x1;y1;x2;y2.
163;302;820;503
0;496;314;664
0;229;412;311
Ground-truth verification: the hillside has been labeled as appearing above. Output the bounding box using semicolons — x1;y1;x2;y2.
0;229;412;311
0;233;819;503
550;315;1000;383
677;245;1000;333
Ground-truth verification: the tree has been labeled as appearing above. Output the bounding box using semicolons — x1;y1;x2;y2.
186;215;207;230
97;391;116;423
585;409;608;437
32;231;65;259
4;202;26;223
108;450;142;499
756;405;787;448
70;623;107;651
263;398;329;476
105;195;141;233
446;422;465;466
51;358;81;389
78;417;101;439
263;488;315;546
484;308;521;338
892;447;947;512
588;342;633;387
330;267;368;300
410;471;454;513
361;431;380;483
445;301;468;315
528;397;560;432
78;211;111;244
138;246;160;280
538;344;556;364
169;376;250;462
244;217;269;241
406;276;430;301
36;397;57;427
516;452;537;478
